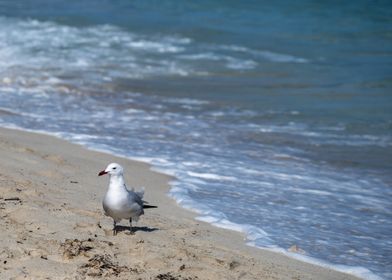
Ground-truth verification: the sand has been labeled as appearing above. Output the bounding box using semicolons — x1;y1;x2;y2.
0;127;360;280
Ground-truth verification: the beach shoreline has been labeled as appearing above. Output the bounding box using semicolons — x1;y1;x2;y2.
0;126;361;279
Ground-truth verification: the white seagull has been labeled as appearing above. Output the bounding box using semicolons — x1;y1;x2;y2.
98;162;157;235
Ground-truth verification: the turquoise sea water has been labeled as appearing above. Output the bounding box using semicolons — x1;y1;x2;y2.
0;1;391;278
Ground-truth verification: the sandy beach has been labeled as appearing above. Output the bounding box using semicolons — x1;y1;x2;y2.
0;127;360;280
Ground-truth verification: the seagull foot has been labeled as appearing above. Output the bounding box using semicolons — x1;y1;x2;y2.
126;226;135;235
112;221;118;236
128;218;134;235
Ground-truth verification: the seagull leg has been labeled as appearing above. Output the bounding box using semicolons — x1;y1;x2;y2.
113;220;117;236
129;218;134;234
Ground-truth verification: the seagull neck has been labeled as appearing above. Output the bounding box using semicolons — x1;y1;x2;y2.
109;174;126;189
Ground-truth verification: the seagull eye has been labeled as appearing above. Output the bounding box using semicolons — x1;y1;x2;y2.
113;167;117;170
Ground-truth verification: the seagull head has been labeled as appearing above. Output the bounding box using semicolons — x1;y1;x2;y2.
98;163;124;177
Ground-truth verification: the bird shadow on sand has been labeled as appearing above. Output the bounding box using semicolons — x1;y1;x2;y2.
115;225;159;234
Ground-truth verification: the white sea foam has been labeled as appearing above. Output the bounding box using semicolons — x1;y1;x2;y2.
196;216;272;243
0;17;193;79
187;171;238;181
219;44;309;63
126;40;185;53
255;123;392;147
262;247;384;280
288;187;333;196
124;108;144;114
256;50;309;63
165;97;210;105
0;15;314;85
179;52;258;70
168;181;383;279
178;52;222;61
225;58;258;70
166;177;274;247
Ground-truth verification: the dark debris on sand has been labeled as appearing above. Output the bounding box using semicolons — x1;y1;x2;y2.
60;239;94;259
79;254;138;277
155;272;198;280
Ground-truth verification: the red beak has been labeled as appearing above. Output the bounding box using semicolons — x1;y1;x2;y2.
98;170;108;176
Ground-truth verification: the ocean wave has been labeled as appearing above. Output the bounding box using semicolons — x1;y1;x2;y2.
254;123;392;147
0;17;192;79
168;175;384;280
186;171;238;181
178;52;258;70
165;97;210;106
219;45;310;63
263;247;384;280
0;16;288;81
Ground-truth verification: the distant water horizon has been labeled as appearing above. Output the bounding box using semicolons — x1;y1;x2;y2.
0;1;391;279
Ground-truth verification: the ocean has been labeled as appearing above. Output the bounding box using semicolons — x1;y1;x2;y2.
0;1;391;279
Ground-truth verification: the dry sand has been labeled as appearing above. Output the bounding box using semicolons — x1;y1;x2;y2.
0;127;360;280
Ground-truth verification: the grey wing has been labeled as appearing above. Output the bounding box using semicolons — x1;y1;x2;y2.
126;190;144;215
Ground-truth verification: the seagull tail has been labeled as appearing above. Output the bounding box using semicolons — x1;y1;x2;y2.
136;187;145;199
143;204;158;209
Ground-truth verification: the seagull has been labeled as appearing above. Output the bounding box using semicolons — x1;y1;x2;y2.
98;162;157;235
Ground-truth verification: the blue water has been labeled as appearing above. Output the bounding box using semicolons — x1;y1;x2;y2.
0;1;391;279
